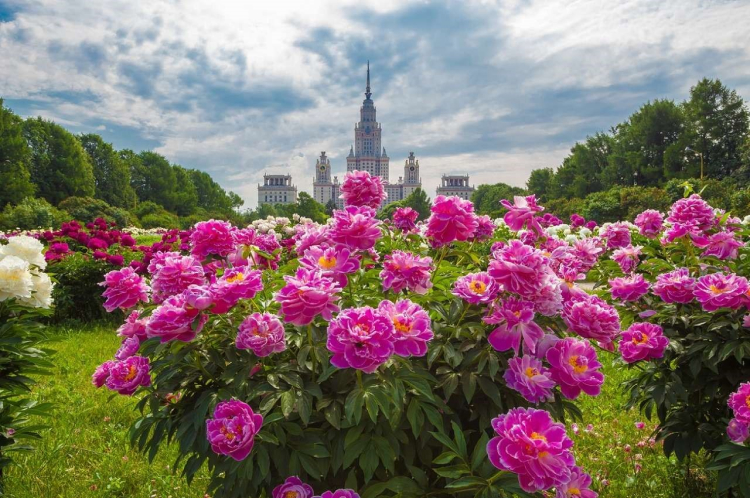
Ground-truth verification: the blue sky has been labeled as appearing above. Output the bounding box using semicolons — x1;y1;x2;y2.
1;0;750;208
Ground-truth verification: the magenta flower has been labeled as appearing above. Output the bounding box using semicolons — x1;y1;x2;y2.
190;219;236;260
146;294;207;343
294;223;331;255
728;382;750;424
115;336;140;360
652;268;695;304
571;238;605;272
562;294;621;351
392;207;419;232
609;274;650;302
275;268;342;326
452;272;500;305
319;490;360;498
100;267;150;312
693;272;749;311
104;356;151;396
501;195;544;232
611;245;642;274
667;194;715;232
485;297;545;355
326;306;395;373
117;310;148;340
727;418;749;444
380;250;433;295
206;400;263;461
634;210;664;238
340;170;387;209
377;299;433;357
744;314;750;328
600;222;631;249
272;476;314;498
503;355;556;404
546;338;604;399
693;231;744;260
299;245;360;287
92;360;115;388
330;206;382;251
183;284;214;310
150;254;206;303
209;266;263;314
556;466;597;498
618;323;669;364
488;240;549;299
570;213;585;228
486;407;575;492
473;214;496;240
236;313;286;357
425;195;478;247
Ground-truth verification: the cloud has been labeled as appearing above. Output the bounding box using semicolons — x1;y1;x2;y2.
1;0;750;208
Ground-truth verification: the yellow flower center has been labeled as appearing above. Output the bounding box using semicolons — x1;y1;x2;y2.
318;255;337;269
525;367;539;378
632;332;648;345
123;365;137;381
538;451;549;458
393;318;412;334
568;355;588;374
530;432;547;442
469;280;486;294
220;425;236;441
709;284;725;295
226;272;244;283
284;493;299;498
568;487;581;495
745;395;750;409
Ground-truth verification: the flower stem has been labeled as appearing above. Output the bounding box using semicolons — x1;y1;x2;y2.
308;324;317;372
356;370;364;391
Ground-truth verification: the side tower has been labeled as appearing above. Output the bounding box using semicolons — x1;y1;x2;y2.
313;151;334;206
402;151;422;198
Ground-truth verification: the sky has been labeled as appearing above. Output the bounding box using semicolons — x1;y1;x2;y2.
1;0;750;209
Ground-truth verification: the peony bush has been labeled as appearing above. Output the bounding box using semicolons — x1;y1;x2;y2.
93;172;616;498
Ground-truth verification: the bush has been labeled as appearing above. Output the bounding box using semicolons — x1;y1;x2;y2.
618;186;671;220
581;187;625;223
134;201;179;229
58;196;137;228
0;197;70;231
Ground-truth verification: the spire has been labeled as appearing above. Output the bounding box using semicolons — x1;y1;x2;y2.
365;60;371;100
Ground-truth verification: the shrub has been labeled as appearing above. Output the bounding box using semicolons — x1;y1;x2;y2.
581;187;625;223
58;196;137;228
0;197;70;231
134;201;179;229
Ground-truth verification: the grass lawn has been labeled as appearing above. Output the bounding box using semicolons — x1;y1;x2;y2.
2;323;715;497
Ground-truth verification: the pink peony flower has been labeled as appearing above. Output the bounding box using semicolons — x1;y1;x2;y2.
425;195;478;247
608;274;650;302
652;268;695;304
392;207;419;232
340;170;387;209
556;466;597;498
92;360;115;388
693;272;749;311
275;268;342;326
727;418;749;444
728;382;750;424
236;313;286;357
634;210;664;238
146;294;207;343
104;356;151;395
299;245;360;287
272;476;314;498
487;407;575;492
319;490;360;498
150;253;206;303
183;284;214;310
562;294;621;351
326;306;395;373
206;400;263;461
618;323;669;363
667;194;715;232
503;355;556;403
570;213;586;228
611;245;642;274
117;310;148;340
546;338;604;400
485;297;545;355
452;272;500;305
377;299;433;357
294;223;331;255
635;422;645;430
115;336;140;360
600;223;631;249
571;238;605;272
488;240;549;299
693;231;744;260
380;250;433;295
473;215;496;240
209;266;263;314
99;267;150;312
190;219;236;260
501;195;544;233
330;206;382;251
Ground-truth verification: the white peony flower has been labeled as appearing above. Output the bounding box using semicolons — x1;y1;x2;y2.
0;235;47;270
0;255;34;301
19;271;54;309
579;227;592;238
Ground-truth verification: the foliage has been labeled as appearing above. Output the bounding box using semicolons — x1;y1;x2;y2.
0;100;35;206
381;188;432;221
471;183;527;218
58;196;137;228
244;193;329;224
0;197;70;231
79;134;138;209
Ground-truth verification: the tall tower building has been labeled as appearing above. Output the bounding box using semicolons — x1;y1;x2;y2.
312;151;340;206
402;152;421;198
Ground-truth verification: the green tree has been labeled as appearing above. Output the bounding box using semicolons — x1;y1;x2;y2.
402;188;431;220
526;168;554;200
78;133;137;209
171;166;198;216
0;100;35;206
472;183;527;218
0;197;69;231
23;117;95;205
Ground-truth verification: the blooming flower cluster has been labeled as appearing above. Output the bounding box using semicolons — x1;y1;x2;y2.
0;235;54;308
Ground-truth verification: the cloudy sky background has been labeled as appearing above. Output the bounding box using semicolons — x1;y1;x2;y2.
1;0;750;208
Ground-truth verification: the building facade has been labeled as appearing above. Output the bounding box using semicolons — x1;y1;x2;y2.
258;174;298;205
312;151;340;207
436;174;475;200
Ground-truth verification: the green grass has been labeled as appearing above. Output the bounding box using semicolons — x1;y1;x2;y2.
2;324;716;497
